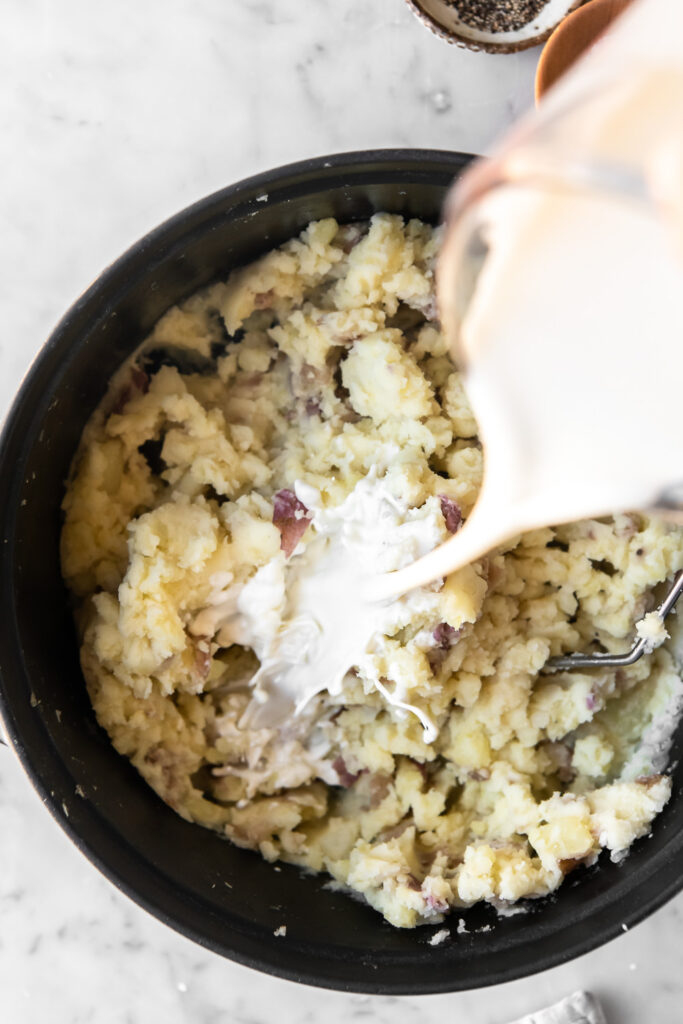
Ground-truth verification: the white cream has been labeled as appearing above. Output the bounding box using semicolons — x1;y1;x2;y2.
193;470;449;741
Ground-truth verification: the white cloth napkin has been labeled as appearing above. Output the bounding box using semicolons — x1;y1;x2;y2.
508;991;606;1024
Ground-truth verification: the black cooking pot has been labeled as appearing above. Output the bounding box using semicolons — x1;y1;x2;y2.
1;150;682;994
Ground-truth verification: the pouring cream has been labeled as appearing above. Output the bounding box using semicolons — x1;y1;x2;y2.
380;0;683;599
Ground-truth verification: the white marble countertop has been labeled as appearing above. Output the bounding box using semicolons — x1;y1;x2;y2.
2;1;682;1021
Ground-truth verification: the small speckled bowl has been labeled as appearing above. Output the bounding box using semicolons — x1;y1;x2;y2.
404;0;585;53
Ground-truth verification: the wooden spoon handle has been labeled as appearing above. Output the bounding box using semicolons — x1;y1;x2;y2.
535;0;635;101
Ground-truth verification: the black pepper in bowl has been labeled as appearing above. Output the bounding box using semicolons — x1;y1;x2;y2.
446;0;549;32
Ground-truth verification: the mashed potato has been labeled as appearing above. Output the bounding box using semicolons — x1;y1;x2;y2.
61;215;683;928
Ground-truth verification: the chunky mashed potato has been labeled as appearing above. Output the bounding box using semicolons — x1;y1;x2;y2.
61;215;683;928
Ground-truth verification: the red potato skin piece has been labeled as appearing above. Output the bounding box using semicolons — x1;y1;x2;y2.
254;289;275;309
332;755;361;788
635;773;664;788
428;622;462;672
423;890;449;914
433;622;458;648
439;495;462;534
335;223;365;254
368;773;392;808
273;488;312;557
110;365;150;415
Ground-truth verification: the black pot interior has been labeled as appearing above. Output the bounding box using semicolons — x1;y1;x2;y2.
1;150;682;994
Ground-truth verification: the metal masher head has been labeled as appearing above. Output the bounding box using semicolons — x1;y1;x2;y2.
543;569;683;673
